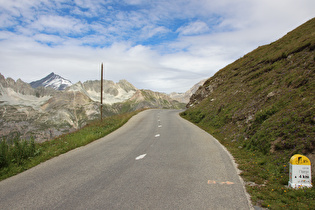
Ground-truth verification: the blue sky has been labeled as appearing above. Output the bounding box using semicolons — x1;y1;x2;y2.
0;0;314;93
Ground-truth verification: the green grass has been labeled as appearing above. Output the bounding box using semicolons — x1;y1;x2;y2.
181;113;315;209
0;110;142;181
181;18;315;209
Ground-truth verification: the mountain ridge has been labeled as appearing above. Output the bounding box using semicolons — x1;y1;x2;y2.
28;72;201;104
0;73;188;142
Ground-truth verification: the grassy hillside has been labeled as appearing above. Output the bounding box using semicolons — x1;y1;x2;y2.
181;18;314;208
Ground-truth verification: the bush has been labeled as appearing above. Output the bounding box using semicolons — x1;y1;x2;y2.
0;137;36;168
181;110;205;123
0;140;9;168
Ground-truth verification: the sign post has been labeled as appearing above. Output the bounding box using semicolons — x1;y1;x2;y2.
288;154;312;188
100;63;103;122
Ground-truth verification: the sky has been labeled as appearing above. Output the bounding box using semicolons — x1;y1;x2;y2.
0;0;314;93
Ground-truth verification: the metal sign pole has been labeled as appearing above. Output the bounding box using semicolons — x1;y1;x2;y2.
100;63;103;122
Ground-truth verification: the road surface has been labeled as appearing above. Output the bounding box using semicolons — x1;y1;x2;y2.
0;109;252;209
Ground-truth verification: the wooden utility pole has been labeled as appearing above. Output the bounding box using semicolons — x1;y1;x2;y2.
100;63;103;122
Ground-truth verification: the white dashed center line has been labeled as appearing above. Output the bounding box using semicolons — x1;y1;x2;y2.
135;154;146;160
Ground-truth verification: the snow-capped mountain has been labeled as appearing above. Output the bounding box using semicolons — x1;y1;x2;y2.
30;72;73;90
0;73;185;142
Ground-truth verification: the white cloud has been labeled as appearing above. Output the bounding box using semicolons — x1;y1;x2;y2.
123;0;146;5
139;25;170;39
29;15;89;35
177;21;210;36
0;13;16;27
33;33;65;45
0;0;314;93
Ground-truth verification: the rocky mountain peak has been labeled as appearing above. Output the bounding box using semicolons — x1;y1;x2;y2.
30;72;73;90
117;79;137;92
0;73;35;96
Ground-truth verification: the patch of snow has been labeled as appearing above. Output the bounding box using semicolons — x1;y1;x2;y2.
43;78;72;89
0;88;51;109
86;89;136;105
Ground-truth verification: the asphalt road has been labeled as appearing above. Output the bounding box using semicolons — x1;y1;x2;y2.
0;109;252;209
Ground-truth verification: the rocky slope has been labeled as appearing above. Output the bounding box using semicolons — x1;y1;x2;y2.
0;74;185;142
183;18;315;170
81;79;137;105
169;79;206;103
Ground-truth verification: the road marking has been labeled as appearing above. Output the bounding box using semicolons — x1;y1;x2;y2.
208;180;234;185
158;125;162;128
208;180;216;184
135;154;146;160
220;181;234;185
155;134;160;137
